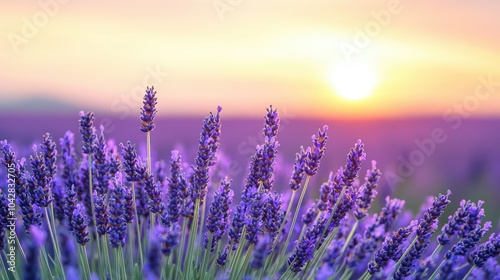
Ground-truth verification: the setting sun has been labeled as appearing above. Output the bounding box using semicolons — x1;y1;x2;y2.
329;61;379;101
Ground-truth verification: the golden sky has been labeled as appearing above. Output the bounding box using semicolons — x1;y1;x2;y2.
1;0;500;118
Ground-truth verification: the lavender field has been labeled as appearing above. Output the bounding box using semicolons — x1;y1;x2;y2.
1;88;499;280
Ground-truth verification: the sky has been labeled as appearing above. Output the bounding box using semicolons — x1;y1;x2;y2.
1;0;500;119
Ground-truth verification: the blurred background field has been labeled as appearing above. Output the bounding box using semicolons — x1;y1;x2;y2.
1;112;499;225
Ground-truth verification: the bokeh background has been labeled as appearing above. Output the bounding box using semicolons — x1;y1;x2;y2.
1;1;500;223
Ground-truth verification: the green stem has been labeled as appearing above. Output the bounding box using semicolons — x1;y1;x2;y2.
428;259;445;280
339;220;359;257
462;265;475;280
78;245;91;280
44;206;65;279
178;218;188;270
101;235;112;277
235;244;254;280
40;244;54;279
131;182;144;268
276;176;311;273
185;199;200;280
201;232;213;276
390;237;417;279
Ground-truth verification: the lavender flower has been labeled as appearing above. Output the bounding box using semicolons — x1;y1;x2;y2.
438;221;492;279
458;200;485;239
40;133;57;179
217;246;229;267
229;205;246;249
437;199;472;246
1;141;28;197
251;235;272;269
59;131;78;189
154;159;166;184
52;181;66;222
368;220;417;274
143;172;165;214
264;105;280;138
160;224;180;256
120;141;139;182
78;111;96;154
394;190;451;279
71;204;90;246
0;190;11;249
108;179;128;248
262;192;284;241
354;160;381;220
162;150;187;226
30;147;53;207
257;137;279;192
288;215;328;272
140;86;158;133
24;226;46;280
93;191;108;236
289;146;309;190
305;125;328;176
246;191;264;244
205;179;233;251
93;126;110;195
473;232;500;267
317;175;333;212
64;184;78;232
341;139;366;187
191;107;222;205
302;203;318;226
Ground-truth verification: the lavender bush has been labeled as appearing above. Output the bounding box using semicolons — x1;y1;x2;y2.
0;88;499;280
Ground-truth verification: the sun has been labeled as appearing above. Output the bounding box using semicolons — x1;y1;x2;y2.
329;61;378;101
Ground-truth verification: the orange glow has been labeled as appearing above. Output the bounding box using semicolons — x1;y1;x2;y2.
1;1;499;119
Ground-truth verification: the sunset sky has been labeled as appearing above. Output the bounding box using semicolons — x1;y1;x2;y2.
1;1;499;119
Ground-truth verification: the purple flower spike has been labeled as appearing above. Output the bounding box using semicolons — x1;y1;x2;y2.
64;185;78;232
216;246;229;267
30;147;53;207
0;191;12;249
473;232;500;267
354;160;381;220
143;173;165;215
437;199;472;246
289;146;309;190
59;131;78;190
93;126;110;195
288;215;327;272
246;192;264;245
302;203;318;226
140;86;158;133
305;125;329;176
264;105;280;139
251;235;272;269
71;203;90;246
191;107;222;205
79;111;96;154
160;224;180;256
93;191;108;236
459;200;485;239
369;220;417;274
120;141;139;182
229;205;245;249
162;150;188;226
40;133;58;179
108;179;128;248
205;179;233;251
394;190;451;279
263;192;284;241
342;139;366;187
